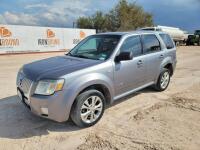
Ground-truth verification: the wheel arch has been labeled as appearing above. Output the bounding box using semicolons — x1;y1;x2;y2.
163;63;173;76
78;84;112;106
160;57;174;76
63;73;114;121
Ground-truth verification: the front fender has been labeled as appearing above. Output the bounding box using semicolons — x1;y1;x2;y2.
69;73;114;98
62;73;114;120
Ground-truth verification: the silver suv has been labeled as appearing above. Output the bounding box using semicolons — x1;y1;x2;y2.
17;31;177;127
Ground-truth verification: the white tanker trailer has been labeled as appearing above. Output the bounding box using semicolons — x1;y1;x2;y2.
140;25;185;46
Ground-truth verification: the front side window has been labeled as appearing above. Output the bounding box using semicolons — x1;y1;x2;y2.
159;34;174;49
120;35;142;57
142;34;161;54
69;35;121;60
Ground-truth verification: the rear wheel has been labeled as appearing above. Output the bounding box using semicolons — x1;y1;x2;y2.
70;90;105;127
154;69;171;91
186;41;190;46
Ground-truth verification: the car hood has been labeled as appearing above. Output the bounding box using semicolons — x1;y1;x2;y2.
23;55;102;81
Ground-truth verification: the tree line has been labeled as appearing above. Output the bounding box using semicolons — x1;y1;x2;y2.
76;0;154;33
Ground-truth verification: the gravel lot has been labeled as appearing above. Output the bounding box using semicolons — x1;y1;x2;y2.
0;46;200;150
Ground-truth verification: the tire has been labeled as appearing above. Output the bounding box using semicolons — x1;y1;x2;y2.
186;41;190;46
70;90;105;128
175;41;180;47
154;68;171;91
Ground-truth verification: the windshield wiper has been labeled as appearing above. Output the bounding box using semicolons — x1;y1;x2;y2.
74;55;90;59
66;52;72;56
67;53;90;59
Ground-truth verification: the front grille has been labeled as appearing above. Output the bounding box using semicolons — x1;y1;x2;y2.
17;72;32;94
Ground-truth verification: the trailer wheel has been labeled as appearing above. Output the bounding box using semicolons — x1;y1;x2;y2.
175;41;180;47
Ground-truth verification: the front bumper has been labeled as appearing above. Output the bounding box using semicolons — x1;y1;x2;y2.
17;87;69;122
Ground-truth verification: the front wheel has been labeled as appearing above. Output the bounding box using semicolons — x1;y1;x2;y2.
70;90;105;128
154;69;171;91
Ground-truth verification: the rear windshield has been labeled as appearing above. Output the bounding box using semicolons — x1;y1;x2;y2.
159;34;174;49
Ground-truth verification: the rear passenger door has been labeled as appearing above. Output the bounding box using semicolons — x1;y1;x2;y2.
114;35;146;96
141;34;164;83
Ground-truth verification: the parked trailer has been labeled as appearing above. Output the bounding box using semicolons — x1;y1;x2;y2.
140;26;185;46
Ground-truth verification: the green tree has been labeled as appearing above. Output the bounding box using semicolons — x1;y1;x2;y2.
104;9;120;32
110;0;153;31
76;17;92;29
77;11;106;33
91;11;107;33
77;0;153;32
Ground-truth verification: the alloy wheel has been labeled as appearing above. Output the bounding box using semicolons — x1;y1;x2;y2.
80;96;103;124
160;71;170;89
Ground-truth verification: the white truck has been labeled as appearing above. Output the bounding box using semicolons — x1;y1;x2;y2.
140;25;185;46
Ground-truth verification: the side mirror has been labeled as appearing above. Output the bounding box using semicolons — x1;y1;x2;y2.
115;51;133;62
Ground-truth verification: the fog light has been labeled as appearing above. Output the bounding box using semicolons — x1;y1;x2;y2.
41;107;48;115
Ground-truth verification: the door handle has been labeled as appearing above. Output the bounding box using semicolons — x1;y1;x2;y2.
159;54;164;59
137;60;143;65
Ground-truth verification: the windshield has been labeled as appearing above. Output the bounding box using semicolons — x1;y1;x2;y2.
68;35;121;60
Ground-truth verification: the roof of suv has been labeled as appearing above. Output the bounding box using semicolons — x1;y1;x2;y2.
96;30;165;36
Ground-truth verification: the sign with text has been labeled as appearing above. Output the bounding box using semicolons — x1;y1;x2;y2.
0;27;20;49
0;25;96;54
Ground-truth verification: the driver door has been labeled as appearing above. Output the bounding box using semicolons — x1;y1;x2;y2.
114;35;146;97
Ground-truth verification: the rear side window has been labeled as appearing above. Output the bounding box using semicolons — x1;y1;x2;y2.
159;34;174;49
120;35;142;57
142;34;161;54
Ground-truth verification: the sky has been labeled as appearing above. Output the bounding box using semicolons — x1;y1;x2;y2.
0;0;199;33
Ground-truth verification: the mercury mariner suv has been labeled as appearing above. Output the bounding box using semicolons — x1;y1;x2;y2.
17;31;176;127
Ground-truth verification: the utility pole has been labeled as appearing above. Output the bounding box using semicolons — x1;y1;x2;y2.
73;22;76;28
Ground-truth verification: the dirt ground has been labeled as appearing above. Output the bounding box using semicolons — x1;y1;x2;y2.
0;46;200;150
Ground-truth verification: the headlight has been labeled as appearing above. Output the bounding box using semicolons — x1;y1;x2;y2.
35;79;64;95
